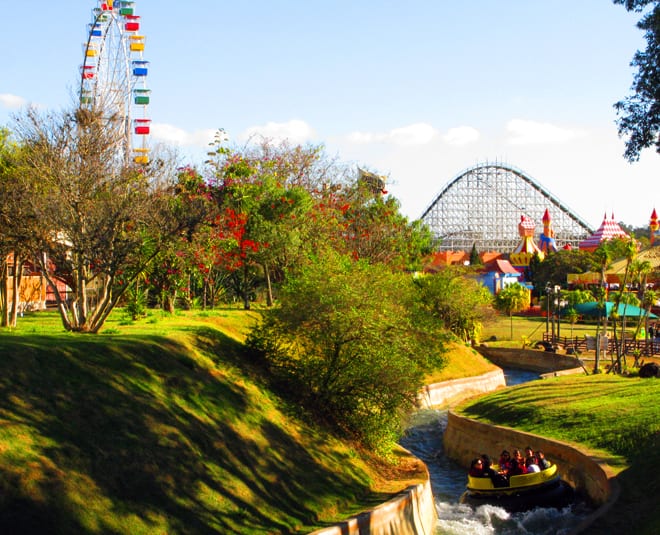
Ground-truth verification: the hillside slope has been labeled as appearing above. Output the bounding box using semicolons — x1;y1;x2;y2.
0;310;428;534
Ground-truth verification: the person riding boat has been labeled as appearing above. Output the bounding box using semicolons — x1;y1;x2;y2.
537;450;551;470
525;446;540;473
509;450;528;476
498;450;513;474
469;458;484;477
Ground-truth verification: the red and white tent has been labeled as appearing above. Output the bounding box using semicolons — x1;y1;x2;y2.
578;213;629;252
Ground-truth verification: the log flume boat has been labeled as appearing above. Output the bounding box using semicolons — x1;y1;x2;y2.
460;463;575;512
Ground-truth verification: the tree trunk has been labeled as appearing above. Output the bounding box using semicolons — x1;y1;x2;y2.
164;291;176;314
0;261;8;328
9;255;24;328
242;262;250;310
263;262;273;307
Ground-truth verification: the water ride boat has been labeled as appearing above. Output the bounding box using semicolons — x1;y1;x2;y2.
460;462;574;512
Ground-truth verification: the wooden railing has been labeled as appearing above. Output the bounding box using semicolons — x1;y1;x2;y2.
542;333;660;357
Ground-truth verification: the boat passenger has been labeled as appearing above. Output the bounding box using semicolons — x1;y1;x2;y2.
498;450;513;474
524;446;540;472
480;454;496;476
509;450;528;475
483;453;509;487
537;450;551;470
469;458;484;477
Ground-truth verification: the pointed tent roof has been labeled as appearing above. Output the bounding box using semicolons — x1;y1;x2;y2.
650;208;659;245
539;208;558;253
578;212;629;252
510;215;544;266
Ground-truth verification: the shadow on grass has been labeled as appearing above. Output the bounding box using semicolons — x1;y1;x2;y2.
0;329;374;534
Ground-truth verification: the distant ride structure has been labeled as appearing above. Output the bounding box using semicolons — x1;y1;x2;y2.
79;0;151;165
420;162;593;252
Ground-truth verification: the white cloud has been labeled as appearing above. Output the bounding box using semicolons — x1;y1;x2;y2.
389;123;437;145
506;119;586;145
239;119;315;144
0;93;27;109
443;126;480;146
346;122;438;146
347;131;378;144
150;123;217;148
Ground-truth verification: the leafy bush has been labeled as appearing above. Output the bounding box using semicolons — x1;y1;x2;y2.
247;251;448;453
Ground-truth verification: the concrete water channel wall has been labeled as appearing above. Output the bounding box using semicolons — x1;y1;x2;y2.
311;348;616;534
443;347;619;533
310;369;508;534
308;476;436;535
475;346;586;374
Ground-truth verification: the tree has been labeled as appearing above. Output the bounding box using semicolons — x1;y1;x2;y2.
613;1;660;160
246;250;448;453
609;236;639;371
336;177;434;271
495;283;530;340
414;266;493;343
205;138;319;309
469;243;482;266
12;107;185;333
142;166;217;313
0;128;41;328
529;248;593;296
0;127;19;327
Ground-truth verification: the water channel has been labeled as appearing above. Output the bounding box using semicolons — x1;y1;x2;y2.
400;369;593;534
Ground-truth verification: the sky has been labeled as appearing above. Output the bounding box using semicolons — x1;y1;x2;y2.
2;1;660;230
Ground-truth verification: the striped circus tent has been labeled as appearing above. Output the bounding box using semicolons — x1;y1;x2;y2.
578;212;629;252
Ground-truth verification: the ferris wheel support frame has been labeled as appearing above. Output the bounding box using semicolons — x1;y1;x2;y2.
79;0;150;166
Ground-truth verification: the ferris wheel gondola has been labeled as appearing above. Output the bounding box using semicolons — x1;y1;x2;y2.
79;0;151;165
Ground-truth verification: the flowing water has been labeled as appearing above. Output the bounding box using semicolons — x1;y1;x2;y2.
399;369;593;534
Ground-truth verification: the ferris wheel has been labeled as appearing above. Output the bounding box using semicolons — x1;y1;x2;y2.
79;0;151;165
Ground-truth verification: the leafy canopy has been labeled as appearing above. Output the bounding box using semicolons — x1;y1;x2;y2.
247;250;448;453
613;0;660;160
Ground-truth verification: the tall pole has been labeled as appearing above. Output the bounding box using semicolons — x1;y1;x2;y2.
554;285;562;343
545;286;550;336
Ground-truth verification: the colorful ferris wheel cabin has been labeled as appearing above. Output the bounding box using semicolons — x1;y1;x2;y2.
80;90;93;105
125;15;140;32
129;36;145;52
120;2;136;16
81;65;96;79
133;89;151;105
134;118;151;135
132;60;149;77
90;23;103;37
133;147;150;165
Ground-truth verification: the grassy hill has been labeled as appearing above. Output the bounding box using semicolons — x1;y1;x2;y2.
0;309;429;534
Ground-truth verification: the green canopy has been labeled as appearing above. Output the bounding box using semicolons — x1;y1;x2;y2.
573;302;657;319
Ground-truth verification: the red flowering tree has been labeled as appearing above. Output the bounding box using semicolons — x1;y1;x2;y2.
205;140;315;308
141;166;216;313
305;173;433;271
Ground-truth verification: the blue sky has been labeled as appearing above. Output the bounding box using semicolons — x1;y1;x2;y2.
2;1;659;229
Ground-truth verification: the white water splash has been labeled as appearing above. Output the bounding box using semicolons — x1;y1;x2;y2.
434;501;587;535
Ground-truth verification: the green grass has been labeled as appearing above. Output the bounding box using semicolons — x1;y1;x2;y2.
424;340;499;383
0;309;425;534
481;312;607;346
457;372;660;534
7;310;657;533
